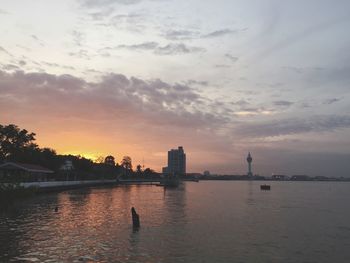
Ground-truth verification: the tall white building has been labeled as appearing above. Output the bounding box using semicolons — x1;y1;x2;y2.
164;146;186;175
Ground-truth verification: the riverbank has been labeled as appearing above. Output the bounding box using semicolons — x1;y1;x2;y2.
20;179;119;192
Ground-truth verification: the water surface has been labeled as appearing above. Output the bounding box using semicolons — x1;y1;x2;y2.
1;181;350;262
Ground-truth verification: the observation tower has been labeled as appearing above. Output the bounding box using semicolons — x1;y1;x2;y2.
247;152;253;177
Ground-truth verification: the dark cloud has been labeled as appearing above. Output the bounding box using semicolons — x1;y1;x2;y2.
0;70;226;128
235;115;350;138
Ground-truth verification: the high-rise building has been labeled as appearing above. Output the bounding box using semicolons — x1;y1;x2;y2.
164;146;186;175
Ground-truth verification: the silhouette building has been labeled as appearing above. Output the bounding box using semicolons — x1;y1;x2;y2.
163;146;186;175
247;152;253;177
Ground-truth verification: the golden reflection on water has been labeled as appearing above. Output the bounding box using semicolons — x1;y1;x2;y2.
1;182;350;263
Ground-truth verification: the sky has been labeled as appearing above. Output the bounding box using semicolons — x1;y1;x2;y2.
1;0;350;176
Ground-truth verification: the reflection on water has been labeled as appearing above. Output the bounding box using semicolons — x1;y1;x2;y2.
1;182;350;262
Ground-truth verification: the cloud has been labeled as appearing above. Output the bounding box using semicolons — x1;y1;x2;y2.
72;30;85;46
234;115;350;138
116;42;205;55
68;49;91;59
323;98;342;105
231;99;250;106
117;42;159;50
1;64;19;71
273;100;294;107
103;13;149;32
233;107;274;117
184;80;208;86
30;35;45;46
282;66;304;74
0;70;226;129
214;64;231;68
155;43;205;55
88;7;115;20
256;15;350;60
225;54;239;63
162;27;247;40
202;29;238;38
0;46;12;56
81;0;142;7
1;69;349;176
41;61;76;70
163;29;200;40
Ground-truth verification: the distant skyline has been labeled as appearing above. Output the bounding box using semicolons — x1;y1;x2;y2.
1;0;350;176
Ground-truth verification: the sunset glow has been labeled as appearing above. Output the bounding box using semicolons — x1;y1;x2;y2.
1;0;350;176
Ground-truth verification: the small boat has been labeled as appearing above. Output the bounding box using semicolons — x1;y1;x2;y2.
260;184;271;190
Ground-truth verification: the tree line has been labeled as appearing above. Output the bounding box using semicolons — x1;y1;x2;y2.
0;124;159;180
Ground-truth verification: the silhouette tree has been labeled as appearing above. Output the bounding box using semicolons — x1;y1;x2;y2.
104;155;116;166
121;156;132;171
136;164;142;176
144;168;155;177
0;124;38;161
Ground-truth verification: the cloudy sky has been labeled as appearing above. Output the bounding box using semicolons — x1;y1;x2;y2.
1;0;350;176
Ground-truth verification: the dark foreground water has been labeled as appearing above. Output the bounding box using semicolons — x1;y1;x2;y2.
1;181;350;262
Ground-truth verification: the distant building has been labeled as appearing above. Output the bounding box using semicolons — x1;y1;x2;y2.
163;146;186;175
0;162;54;182
203;170;210;176
271;174;288;180
291;175;311;181
60;160;74;171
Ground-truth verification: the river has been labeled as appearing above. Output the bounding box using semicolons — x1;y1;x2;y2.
1;181;350;262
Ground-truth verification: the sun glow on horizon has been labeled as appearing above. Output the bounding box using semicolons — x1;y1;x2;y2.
60;151;102;162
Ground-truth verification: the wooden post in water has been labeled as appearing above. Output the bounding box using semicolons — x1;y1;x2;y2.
131;207;140;228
